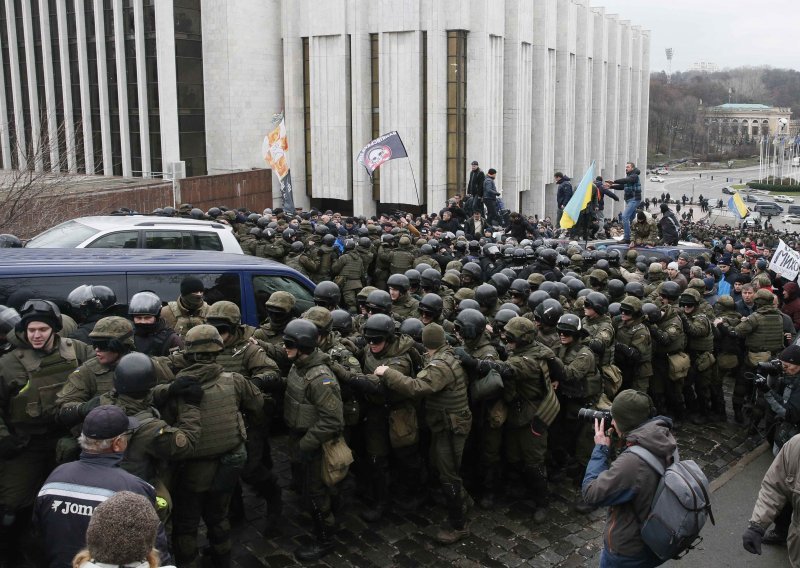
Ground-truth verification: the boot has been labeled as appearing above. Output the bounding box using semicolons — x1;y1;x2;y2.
209;550;231;568
360;456;389;522
228;482;245;525
710;385;727;422
479;466;500;510
652;394;669;417
258;475;283;532
527;466;550;523
691;393;708;425
295;500;335;562
671;403;686;430
733;403;745;424
435;482;469;545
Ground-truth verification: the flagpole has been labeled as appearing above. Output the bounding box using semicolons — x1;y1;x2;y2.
406;157;421;207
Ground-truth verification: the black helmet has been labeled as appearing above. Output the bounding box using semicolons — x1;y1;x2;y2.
419;293;443;319
404;269;421;289
499;303;521;315
489;273;511;297
527;290;550;312
475;283;499;309
207;207;222;218
191;208;205;220
659;281;681;301
315;224;329;236
400;318;424;342
0;305;21;335
556;313;583;335
290;240;305;254
0;234;22;248
67;284;117;319
539;281;560;300
539;248;558;265
501;268;517;281
322;233;336;246
366;290;392;314
454;308;487;341
314;281;341;309
493;308;518;330
584;292;609;315
359;236;372;249
420;268;442;291
624;281;645;299
162;206;176;217
18;299;63;332
249;227;262;237
362;313;395;342
457;298;481;313
608;302;621;317
607;249;621;266
642;303;662;324
128;291;162;317
247;212;260;223
595;259;610;272
257;216;271;228
330;309;353;335
461;262;483;284
509;279;531;299
567;278;585;298
114;352;157;395
415;263;433;274
283;319;319;354
554;282;570;300
282;228;296;242
420;243;433;255
387;274;411;294
607;279;625;300
534;299;563;327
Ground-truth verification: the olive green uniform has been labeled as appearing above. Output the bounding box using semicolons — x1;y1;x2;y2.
0;335;94;521
648;305;687;416
332;251;365;311
380;244;416;276
680;309;716;416
166;362;264;567
614;316;653;393
631;219;658;246
382;345;471;531
537;327;561;351
315;245;337;284
284;250;319;279
283;349;344;534
161;299;210;337
714;307;746;414
583;313;619;403
391;294;420;322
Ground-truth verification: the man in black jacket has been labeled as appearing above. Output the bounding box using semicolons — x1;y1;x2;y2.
658;203;680;245
466;161;485;215
555;172;573;228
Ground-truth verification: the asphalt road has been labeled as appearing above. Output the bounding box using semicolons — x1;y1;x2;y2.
667;443;790;568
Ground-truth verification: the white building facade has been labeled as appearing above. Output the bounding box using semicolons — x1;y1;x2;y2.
0;0;649;219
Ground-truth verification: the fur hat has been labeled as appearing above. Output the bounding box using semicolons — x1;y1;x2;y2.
86;491;160;565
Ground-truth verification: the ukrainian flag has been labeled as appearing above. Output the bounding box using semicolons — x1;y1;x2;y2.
560;161;596;229
728;192;749;219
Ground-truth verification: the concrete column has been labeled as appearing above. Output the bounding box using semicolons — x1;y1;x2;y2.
132;0;150;175
616;20;631;174
590;8;607;175
603;14;620;181
573;0;593;175
112;0;131;176
74;0;95;173
349;30;374;216
20;0;43;170
553;0;576;177
0;16;10;167
38;0;61;170
5;1;27;166
93;0;112;174
154;0;180;171
55;0;76;172
280;22;309;210
422;3;447;211
639;30;650;173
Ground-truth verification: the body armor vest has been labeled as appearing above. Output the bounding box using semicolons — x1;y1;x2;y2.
745;310;785;353
652;310;686;355
584;315;616;366
190;369;245;459
389;249;415;274
284;360;335;431
616;320;653;376
686;313;714;352
168;301;207;336
423;349;469;414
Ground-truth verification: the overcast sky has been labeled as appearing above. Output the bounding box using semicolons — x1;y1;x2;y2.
595;0;799;73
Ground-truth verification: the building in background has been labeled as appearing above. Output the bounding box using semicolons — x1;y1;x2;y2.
0;0;649;220
691;61;718;73
704;103;792;143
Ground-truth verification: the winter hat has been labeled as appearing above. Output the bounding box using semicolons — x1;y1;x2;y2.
667;262;679;271
85;491;160;565
421;323;446;350
779;345;800;365
718;254;732;266
611;389;654;434
660;203;669;213
180;276;205;296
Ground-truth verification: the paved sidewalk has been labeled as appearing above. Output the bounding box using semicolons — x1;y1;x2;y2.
219;411;768;568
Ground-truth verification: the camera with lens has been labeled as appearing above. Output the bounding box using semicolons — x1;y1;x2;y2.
753;374;770;391
756;359;783;375
578;408;612;423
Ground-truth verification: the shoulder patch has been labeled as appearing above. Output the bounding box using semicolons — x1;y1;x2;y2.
321;377;334;385
174;432;188;448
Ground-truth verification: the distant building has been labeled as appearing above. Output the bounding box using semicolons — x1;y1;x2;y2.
704;103;792;142
691;61;718;73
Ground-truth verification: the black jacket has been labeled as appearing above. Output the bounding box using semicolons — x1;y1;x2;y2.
508;217;538;240
33;452;171;568
556;177;573;208
468;168;485;197
464;217;487;239
658;211;680;244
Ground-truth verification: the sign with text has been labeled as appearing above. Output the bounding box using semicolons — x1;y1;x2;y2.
770;239;800;281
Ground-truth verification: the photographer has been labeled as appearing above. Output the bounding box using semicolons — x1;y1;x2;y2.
750;345;800;548
581;389;673;568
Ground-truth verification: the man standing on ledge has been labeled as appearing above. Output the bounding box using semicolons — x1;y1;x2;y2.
466;161;485;216
483;168;500;226
555;172;573;228
606;162;642;244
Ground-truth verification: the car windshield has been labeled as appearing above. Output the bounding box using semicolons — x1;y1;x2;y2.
25;220;100;248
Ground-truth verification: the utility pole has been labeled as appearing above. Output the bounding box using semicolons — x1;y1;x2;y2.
665;48;673;82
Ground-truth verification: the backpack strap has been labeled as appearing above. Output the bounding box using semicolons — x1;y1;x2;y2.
627;445;666;476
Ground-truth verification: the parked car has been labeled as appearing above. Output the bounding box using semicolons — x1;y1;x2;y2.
781;215;800;225
721;187;735;195
25;215;243;254
656;168;669;175
649;176;665;183
774;195;794;203
754;203;784;215
743;193;761;203
0;249;315;326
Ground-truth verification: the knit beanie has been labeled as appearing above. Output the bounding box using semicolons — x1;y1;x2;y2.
180;276;205;296
421;323;446;350
611;389;653;434
86;491;159;565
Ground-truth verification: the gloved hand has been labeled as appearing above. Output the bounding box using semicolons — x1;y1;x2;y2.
587;339;605;356
78;396;102;418
0;434;27;459
454;348;478;372
350;375;384;395
168;377;198;398
354;336;367;349
252;374;287;393
742;524;764;555
755;378;771;394
182;384;204;406
530;416;548;437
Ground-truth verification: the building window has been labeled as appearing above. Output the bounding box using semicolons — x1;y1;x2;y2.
370;33;379;201
174;0;206;177
31;0;50;170
446;30;466;199
143;0;159;176
66;0;85;172
302;36;311;197
85;4;103;173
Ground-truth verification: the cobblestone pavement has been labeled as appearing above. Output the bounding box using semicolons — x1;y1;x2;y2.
219;394;765;568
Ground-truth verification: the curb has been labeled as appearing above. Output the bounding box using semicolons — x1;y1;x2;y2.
709;441;770;494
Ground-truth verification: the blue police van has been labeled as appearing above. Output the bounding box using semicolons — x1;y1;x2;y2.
0;249;316;326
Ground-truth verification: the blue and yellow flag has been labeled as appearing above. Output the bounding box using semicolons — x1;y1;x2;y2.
728;192;749;219
560;161;596;229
